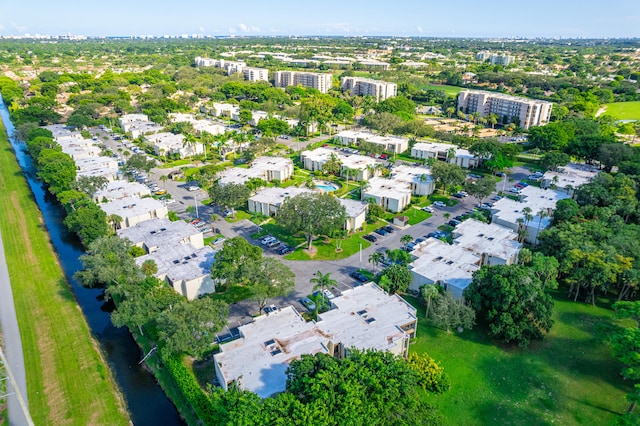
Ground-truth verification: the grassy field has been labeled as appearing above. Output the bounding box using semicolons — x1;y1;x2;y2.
603;101;640;121
405;291;630;425
0;121;129;424
420;84;465;96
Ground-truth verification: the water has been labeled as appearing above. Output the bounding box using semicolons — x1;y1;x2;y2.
314;181;339;192
0;97;183;426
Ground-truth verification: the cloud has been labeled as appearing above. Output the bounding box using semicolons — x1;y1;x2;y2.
237;23;260;33
11;22;27;33
417;26;424;33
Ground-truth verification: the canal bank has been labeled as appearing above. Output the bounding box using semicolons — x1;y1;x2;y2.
0;98;183;425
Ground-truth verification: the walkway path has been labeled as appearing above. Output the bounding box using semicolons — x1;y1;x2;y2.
0;230;30;425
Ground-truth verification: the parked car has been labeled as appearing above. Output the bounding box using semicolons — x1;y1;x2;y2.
415;237;426;244
323;289;336;300
261;236;276;245
453;192;465;198
200;228;213;234
433;201;447;207
496;172;507;177
508;187;521;194
362;234;377;242
263;304;277;314
277;245;292;255
374;228;388;236
422;206;434;213
448;219;461;227
350;272;369;283
404;242;417;252
266;239;280;247
187;185;200;192
212;237;226;245
154;190;166;196
383;225;394;233
299;297;316;311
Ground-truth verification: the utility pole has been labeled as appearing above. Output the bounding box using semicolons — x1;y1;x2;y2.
194;193;199;219
359;243;362;270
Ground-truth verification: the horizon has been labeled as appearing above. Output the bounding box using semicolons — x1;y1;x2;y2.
3;0;639;39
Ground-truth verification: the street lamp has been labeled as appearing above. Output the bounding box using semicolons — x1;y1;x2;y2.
194;194;199;219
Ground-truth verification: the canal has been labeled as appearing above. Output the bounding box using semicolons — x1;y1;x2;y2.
0;97;184;426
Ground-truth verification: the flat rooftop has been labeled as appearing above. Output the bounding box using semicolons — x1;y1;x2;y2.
301;147;379;170
136;243;216;283
117;218;200;249
100;196;165;219
94;180;151;201
250;187;314;207
365;177;412;198
390;165;433;185
214;283;416;398
452;219;522;260
411;142;475;159
543;163;598;188
339;198;367;218
410;238;481;291
492;186;570;228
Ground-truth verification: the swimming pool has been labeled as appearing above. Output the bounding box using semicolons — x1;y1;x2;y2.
314;181;339;192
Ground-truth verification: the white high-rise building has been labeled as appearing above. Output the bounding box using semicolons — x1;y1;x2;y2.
457;90;553;129
340;77;397;102
243;67;269;82
274;71;333;94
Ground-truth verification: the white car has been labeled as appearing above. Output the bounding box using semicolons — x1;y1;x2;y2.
433;201;447;208
508;187;521;193
187;186;200;192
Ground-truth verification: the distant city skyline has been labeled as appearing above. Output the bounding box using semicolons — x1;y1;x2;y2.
2;0;639;38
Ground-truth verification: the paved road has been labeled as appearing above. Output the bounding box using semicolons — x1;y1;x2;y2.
0;230;30;425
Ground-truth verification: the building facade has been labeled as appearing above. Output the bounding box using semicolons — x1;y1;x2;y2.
274;71;333;94
457;90;552;129
340;77;397;102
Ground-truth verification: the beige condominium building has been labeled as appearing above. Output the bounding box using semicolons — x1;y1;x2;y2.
457;90;553;129
274;71;333;94
340;77;397;102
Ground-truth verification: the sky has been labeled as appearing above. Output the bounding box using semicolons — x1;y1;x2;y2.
2;0;639;38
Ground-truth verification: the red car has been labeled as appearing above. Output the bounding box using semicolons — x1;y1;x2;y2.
380;154;387;160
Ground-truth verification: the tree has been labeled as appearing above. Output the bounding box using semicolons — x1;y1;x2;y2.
208;183;251;218
465;264;554;347
211;237;262;284
421;284;440;320
75;175;108;196
598;143;634;173
429;292;476;333
431;161;466;195
385;248;411;266
277;192;347;250
285;350;439;425
242;257;295;312
464;177;495;205
257;118;290;137
379;264;412;294
157;298;228;359
159;174;168;190
74;235;141;291
400;234;413;250
368;251;384;274
141;259;158;277
310;271;338;308
540;151;570;171
407;352;451;394
125;153;155;174
611;301;640;414
63;201;110;245
36;148;76;194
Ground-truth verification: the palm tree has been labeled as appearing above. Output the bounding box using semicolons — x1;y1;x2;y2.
310;271;337;307
107;214;122;233
141;259;158;277
516;217;527;243
343;167;357;188
159;174;168;190
368;252;384;274
488;113;498;129
535;209;548;246
446;106;455;118
421;284;440;320
183;134;197;162
400;234;413;250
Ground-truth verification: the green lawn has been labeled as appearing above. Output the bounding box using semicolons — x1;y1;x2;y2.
208;284;254;304
419;84;465;96
405;291;630;425
604;101;640;121
0;121;129;424
224;210;251;223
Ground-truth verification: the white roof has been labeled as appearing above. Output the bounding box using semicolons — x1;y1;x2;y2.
452;219;522;260
412;142;475;159
43;124;80;139
136;243;216;283
100;196;165;219
249;187;314;207
301;147;379;170
365;177;412;198
390;165;433;185
491;186;570;228
217;156;292;185
94;180;151;201
117;218;200;249
214;283;416;398
543;163;598;189
410;238;481;291
339;198;367;219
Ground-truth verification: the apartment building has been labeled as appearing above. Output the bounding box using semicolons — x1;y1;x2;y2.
340;77;397;102
335;130;409;154
146;132;204;158
452;219;522;266
243;67;269;82
362;177;412;213
540;163;599;196
476;51;515;66
94;181;151;202
457;90;553;129
217;156;294;185
410;142;480;169
300;147;381;181
274;71;333;94
213;283;417;398
490;186;570;244
117;218;204;254
100;196;168;229
247;187;314;217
